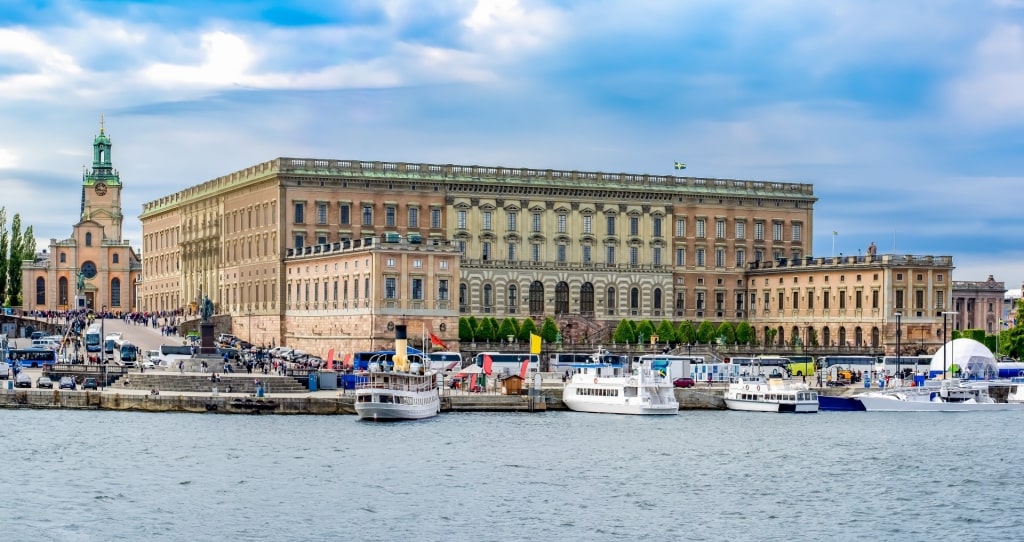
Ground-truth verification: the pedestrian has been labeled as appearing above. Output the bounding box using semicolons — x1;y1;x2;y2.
178;359;185;374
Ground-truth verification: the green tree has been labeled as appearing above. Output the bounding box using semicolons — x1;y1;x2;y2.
497;317;519;342
0;208;7;305
696;320;716;343
517;317;539;342
540;317;559;344
7;217;33;306
676;320;696;344
807;327;819;347
476;318;495;342
655;320;677;344
765;327;779;347
467;316;479;339
613;319;635;344
716;322;736;344
458;317;475;342
636;320;655;344
735;321;752;345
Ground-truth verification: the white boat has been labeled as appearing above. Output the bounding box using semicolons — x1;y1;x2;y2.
355;327;440;421
723;376;819;413
858;378;1024;412
562;350;678;415
1007;377;1024;404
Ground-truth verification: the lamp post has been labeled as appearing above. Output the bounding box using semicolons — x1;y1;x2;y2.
246;311;254;345
894;312;902;379
101;304;107;389
941;311;957;379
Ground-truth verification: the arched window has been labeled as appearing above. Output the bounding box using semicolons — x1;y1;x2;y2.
555;282;569;315
839;327;848;347
606;287;616;315
507;284;518;314
85;232;92;246
111;278;121;307
59;252;66;263
529;281;544;314
113;253;119;264
35;277;45;305
653;288;663;314
459;283;468;313
630;287;640;315
580;283;594;316
483;284;493;313
58;277;68;306
855;327;864;347
823;327;832;347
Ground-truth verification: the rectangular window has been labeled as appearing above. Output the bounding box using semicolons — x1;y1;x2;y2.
457;210;467;229
583;215;592;234
823;291;831;309
855;290;863;309
630;246;639;265
507;212;518;231
736;221;746;240
630;217;639;236
716;292;725;311
736;249;745;267
557;245;567;263
457;240;466;254
736;293;745;311
431;208;442;228
408;208;419;228
386;258;395;267
531;244;540;262
778;293;784;311
675;218;685;237
482;211;492;231
807;293;814;310
557;214;567;233
385;206;396;227
773;222;783;242
755;222;764;241
755;249;764;262
316;203;327;225
507;243;517;261
294;202;305;224
936;290;944;309
411;278;423;300
675;248;685;266
482;242;491;260
652;247;662;266
606;216;615;235
715;248;724;267
696;248;706;267
317;235;328;245
915;290;924;309
362;205;373;226
532;213;542;232
385;278;397;299
294;235;304;250
716;219;725;239
438;279;449;300
792;223;802;242
606;246;615;265
340;204;350;225
653;217;662;237
582;245;591;263
839;290;847;309
696;292;705;310
696;219;706;238
895;290;904;309
412;259;422;269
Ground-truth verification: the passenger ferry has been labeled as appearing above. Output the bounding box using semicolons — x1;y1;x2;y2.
723;376;819;413
355;326;440;421
562;349;678;415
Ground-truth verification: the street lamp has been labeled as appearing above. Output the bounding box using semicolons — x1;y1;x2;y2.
246;311;254;345
894;312;902;379
941;311;957;380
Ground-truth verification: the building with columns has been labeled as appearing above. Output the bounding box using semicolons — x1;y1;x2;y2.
952;275;1006;334
21;123;142;313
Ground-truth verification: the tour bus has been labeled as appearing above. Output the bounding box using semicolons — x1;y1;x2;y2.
820;355;883;382
472;352;540;376
635;354;704;381
117;341;139;367
159;344;193;367
7;348;58;368
786;355;816;377
427;351;463;372
548;351;628;374
879;355;931;376
726;356;793;377
103;333;122;360
84;325;102;353
352;345;427;371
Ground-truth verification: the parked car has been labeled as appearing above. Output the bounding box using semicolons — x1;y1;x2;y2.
83;377;99;390
36;376;54;389
673;377;696;388
15;372;32;388
59;376;76;390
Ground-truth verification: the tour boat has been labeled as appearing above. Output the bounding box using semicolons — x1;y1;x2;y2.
355;326;440;421
857;379;1024;412
562;350;678;415
723;376;819;413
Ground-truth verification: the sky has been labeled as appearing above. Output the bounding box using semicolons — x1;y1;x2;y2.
1;0;1023;291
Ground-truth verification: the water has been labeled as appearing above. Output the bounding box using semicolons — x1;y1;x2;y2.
3;409;1022;542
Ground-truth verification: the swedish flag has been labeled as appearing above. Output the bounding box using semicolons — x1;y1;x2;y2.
674;161;686;170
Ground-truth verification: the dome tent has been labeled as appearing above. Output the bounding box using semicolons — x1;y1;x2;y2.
928;338;997;379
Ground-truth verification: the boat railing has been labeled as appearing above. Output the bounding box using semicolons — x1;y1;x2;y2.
356;381;436;393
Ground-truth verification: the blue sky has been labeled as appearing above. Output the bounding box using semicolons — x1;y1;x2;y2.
1;0;1023;291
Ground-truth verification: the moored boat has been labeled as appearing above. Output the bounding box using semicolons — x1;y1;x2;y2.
562;349;678;415
723;376;819;413
857;378;1024;412
817;394;865;412
355;325;440;421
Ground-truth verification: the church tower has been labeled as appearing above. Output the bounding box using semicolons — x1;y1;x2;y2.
81;116;123;241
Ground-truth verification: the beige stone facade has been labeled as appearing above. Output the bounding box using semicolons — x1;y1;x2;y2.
952;275;1006;333
22;125;142;312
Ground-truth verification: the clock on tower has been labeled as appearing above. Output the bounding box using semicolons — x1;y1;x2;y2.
95;182;107;195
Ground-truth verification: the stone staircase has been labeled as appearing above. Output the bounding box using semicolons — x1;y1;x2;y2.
112;373;310;394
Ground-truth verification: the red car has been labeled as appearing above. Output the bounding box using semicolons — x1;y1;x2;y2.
673;377;695;388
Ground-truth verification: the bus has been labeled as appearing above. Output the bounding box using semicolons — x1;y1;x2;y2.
786;355;816;377
7;348;58;368
472;352;540;376
118;341;139;367
103;333;121;360
820;355;882;383
84;325;102;352
636;354;703;381
427;351;463;372
879;355;931;376
352;345;426;371
549;351;628;374
726;356;793;377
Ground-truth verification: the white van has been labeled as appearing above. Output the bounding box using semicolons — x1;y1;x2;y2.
32;338;59;350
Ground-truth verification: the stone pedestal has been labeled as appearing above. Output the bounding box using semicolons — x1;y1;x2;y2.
200;322;217;355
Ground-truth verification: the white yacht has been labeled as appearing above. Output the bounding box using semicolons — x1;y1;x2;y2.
858;379;1024;412
562;351;678;415
723;376;819;413
355;326;440;421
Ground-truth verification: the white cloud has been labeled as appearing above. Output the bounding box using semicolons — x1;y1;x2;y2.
461;0;563;54
0;148;17;168
945;24;1024;127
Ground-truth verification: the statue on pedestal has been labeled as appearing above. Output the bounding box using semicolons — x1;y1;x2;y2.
201;295;214;323
76;272;86;295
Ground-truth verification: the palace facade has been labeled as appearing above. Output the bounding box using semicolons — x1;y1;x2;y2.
21;124;142;313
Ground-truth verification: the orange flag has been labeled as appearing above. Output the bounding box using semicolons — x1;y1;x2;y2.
326;348;335;370
344;352;353;369
519;358;530;379
483;354;494;376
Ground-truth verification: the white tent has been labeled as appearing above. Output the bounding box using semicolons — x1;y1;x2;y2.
929;338;997;379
